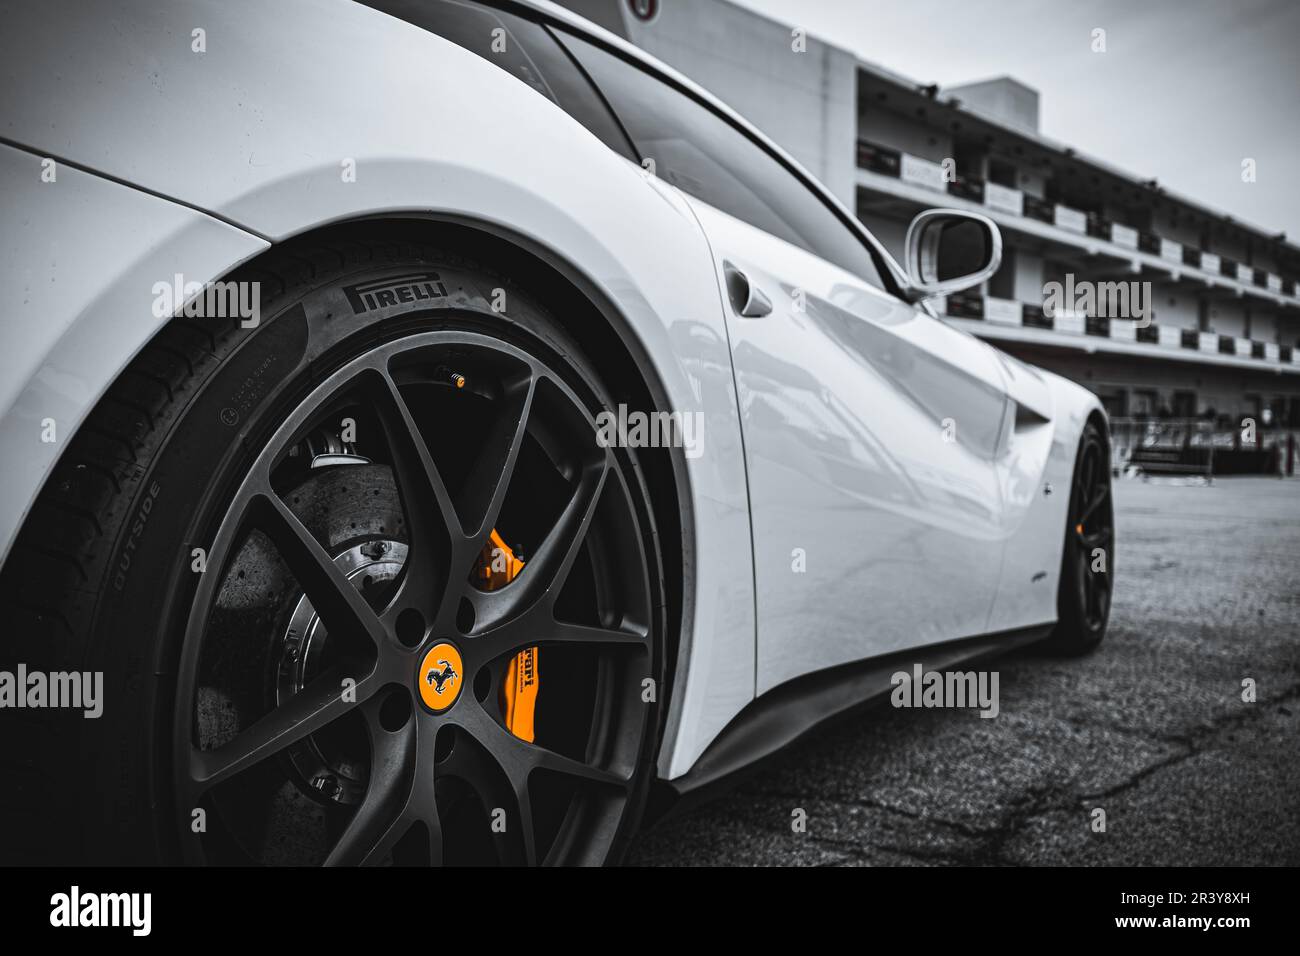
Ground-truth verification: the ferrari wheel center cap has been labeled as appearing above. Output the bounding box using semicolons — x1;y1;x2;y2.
418;641;463;712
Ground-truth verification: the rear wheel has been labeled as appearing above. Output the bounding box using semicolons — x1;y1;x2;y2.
1043;420;1113;655
0;241;665;866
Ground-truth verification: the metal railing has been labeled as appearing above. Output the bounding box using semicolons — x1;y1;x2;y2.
1109;418;1297;477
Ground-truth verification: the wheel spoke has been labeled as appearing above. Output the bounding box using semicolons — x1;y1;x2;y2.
435;729;532;864
1082;527;1112;548
519;809;540;866
1086;566;1104;623
254;491;388;652
1075;556;1090;619
504;766;539;867
546;619;648;650
1079;483;1110;523
448;704;627;866
466;701;629;789
374;369;462;532
366;368;481;634
458;372;536;543
473;457;608;631
351;797;444;867
191;666;376;792
1081;448;1098;501
528;741;629;788
524;457;608;592
474;607;647;665
325;696;419;866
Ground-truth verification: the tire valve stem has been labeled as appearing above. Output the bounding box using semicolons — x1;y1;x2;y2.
312;773;342;800
436;366;466;390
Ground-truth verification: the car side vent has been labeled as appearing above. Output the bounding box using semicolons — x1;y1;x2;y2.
1014;400;1051;429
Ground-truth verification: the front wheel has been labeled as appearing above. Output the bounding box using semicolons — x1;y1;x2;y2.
0;241;665;866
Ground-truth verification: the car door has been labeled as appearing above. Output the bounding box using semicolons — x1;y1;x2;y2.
557;30;1011;693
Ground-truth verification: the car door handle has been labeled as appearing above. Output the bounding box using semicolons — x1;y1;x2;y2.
723;263;773;318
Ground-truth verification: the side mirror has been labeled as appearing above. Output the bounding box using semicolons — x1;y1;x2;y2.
904;208;1002;301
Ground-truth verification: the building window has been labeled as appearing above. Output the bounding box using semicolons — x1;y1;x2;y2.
988;158;1017;189
1099;390;1127;418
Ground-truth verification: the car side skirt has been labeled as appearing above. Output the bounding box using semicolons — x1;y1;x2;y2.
648;624;1053;822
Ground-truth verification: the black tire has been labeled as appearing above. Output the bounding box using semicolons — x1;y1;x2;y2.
0;239;666;866
1042;419;1114;655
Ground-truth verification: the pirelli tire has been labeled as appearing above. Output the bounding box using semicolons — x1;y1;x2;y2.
0;239;667;866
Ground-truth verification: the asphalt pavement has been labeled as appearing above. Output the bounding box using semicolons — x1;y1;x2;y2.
628;476;1300;866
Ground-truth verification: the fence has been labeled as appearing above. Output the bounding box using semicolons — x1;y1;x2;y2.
1109;419;1298;477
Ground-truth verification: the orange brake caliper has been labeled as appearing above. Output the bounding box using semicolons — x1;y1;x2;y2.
477;529;538;742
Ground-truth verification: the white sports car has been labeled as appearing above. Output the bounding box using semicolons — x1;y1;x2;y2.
0;0;1113;866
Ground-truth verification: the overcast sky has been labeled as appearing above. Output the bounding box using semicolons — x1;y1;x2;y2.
736;0;1300;240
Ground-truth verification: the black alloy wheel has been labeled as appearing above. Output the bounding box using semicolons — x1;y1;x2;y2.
1071;428;1113;633
175;332;656;866
1045;419;1114;654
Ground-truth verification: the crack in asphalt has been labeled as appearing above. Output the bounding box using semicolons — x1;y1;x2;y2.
1081;684;1300;801
977;688;1300;864
738;686;1300;866
976;688;1300;865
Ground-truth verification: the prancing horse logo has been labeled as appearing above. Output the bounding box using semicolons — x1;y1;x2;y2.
418;642;464;712
425;660;458;695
